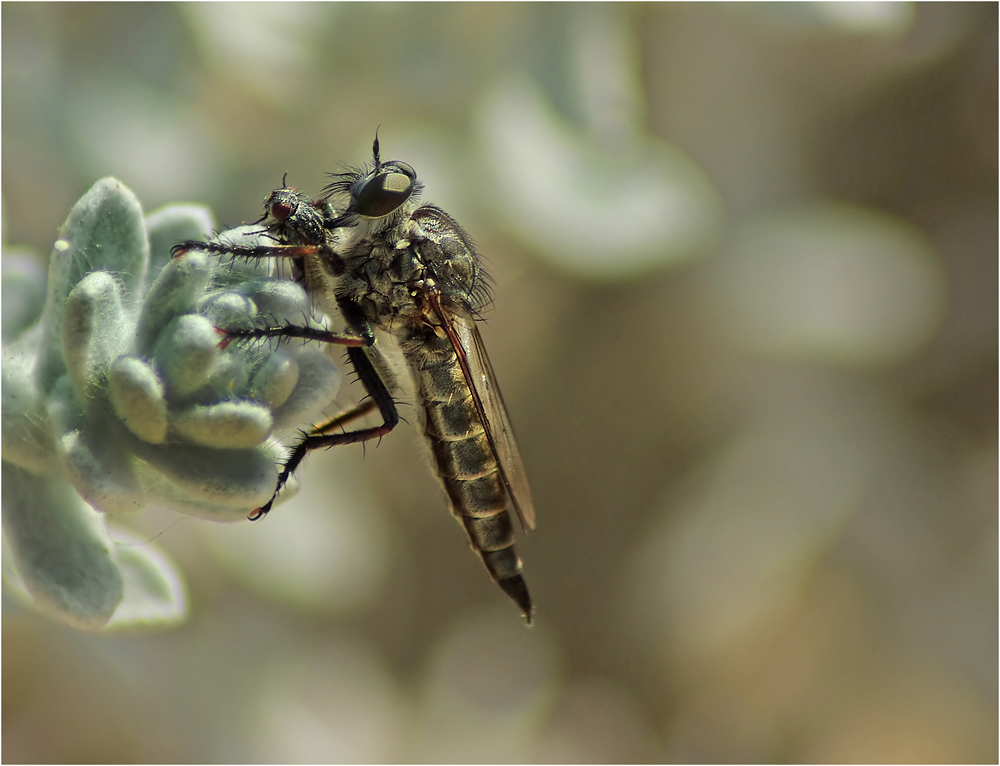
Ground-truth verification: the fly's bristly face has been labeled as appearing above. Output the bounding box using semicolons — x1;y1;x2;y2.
323;135;422;231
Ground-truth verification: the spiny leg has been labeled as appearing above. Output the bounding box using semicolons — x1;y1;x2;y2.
221;325;367;349
251;346;399;519
175;236;360;350
171;240;328;262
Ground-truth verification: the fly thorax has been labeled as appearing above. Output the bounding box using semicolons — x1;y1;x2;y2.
338;234;425;331
408;208;486;314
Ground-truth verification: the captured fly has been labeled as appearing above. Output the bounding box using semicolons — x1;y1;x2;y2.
173;135;537;622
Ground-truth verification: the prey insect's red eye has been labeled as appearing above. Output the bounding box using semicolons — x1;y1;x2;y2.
270;201;293;222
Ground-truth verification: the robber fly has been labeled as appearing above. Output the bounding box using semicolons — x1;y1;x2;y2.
173;135;536;622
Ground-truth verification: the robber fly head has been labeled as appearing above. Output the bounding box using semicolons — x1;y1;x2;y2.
324;133;421;223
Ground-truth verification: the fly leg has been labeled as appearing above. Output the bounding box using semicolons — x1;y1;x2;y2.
172;240;342;293
175;238;362;350
221;325;367;348
171;240;332;264
251;345;400;519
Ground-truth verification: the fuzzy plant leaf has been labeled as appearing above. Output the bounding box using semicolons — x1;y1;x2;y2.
102;526;188;631
2;462;123;628
1;178;345;630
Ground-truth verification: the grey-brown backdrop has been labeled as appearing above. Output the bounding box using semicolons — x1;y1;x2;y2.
3;3;996;762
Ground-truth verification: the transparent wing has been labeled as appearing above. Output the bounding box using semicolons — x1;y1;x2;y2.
443;311;536;531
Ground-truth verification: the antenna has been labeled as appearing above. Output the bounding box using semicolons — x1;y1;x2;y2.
372;125;382;173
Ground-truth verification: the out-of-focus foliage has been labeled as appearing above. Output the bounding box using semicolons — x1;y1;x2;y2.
2;3;995;762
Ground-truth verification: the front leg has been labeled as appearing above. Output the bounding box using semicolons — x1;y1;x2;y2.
171;239;330;263
220;324;368;349
251;346;400;519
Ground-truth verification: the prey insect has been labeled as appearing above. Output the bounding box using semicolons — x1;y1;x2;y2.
173;135;537;623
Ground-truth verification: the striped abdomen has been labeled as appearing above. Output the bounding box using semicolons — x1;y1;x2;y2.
401;329;532;619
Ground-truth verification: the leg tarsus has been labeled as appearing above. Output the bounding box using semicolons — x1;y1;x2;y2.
254;348;398;517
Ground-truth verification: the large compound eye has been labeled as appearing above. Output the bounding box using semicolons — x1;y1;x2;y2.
351;161;416;218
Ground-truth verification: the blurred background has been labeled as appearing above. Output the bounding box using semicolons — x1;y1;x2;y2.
2;3;996;762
